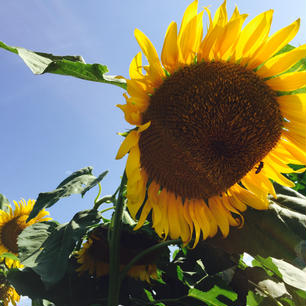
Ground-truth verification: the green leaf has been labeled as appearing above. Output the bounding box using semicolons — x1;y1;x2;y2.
0;194;10;213
252;257;282;278
188;286;237;306
8;268;46;299
81;170;108;197
27;167;107;221
271;258;306;291
18;209;101;286
0;40;126;89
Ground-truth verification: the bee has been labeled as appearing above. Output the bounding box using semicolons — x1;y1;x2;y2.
255;161;264;174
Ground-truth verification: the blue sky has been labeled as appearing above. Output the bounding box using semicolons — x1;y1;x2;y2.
1;0;305;223
1;1;305;305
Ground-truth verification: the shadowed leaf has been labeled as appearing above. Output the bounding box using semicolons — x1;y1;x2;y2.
18;209;101;286
27;167;107;221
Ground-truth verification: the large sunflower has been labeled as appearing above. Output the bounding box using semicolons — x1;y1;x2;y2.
76;226;160;282
0;199;51;267
116;0;306;246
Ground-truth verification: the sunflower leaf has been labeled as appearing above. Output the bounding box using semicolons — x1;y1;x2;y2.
188;286;237;306
18;209;100;287
0;40;126;89
0;193;10;213
27;167;107;222
253;256;306;291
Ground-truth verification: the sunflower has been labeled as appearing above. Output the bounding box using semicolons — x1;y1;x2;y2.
116;0;306;246
76;226;160;282
0;275;20;306
0;199;51;267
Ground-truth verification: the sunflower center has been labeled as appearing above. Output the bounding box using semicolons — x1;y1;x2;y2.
139;61;282;199
1;217;25;254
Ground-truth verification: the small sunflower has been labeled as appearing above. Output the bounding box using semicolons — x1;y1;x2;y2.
0;199;51;267
76;226;160;282
0;275;20;306
116;0;306;246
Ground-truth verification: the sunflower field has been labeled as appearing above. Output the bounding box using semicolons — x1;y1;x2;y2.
1;1;306;306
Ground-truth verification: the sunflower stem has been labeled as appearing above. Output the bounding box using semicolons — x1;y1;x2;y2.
93;195;114;210
119;238;181;282
107;171;127;306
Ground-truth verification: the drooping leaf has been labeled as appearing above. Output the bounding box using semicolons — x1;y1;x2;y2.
253;256;306;291
188;286;237;306
18;209;101;286
0;193;10;213
81;170;108;197
27;167;107;221
0;41;126;89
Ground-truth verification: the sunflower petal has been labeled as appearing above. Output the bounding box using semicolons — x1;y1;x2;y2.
134;29;165;84
129;52;144;79
248;19;300;69
258;44;306;78
116;131;139;159
265;71;306;91
161;21;178;73
234;10;273;60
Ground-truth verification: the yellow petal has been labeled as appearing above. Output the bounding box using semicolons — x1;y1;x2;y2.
280;139;306;164
126;146;140;179
241;172;270;199
126;79;148;99
277;94;306;124
193;200;210;240
284;121;306;140
138;121;151;132
213;0;228;27
265;71;306;92
198;24;223;61
188;200;201;247
129;52;143;79
257;44;306;78
227;189;247;212
208;196;229;237
178;0;198;41
217;15;247;60
161;21;178;74
234;10;273;60
248;19;300;69
179;12;204;65
134;201;152;231
222;195;244;227
116;131;139;159
134;29;164;84
167;193;182;239
262;162;295;187
156;189;170;238
232;184;269;210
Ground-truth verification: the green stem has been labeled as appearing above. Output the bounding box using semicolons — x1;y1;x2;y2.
107;172;127;306
100;206;115;215
93;195;113;210
94;183;102;204
120;239;181;282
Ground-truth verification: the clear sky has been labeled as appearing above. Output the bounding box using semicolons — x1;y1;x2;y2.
1;1;305;305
